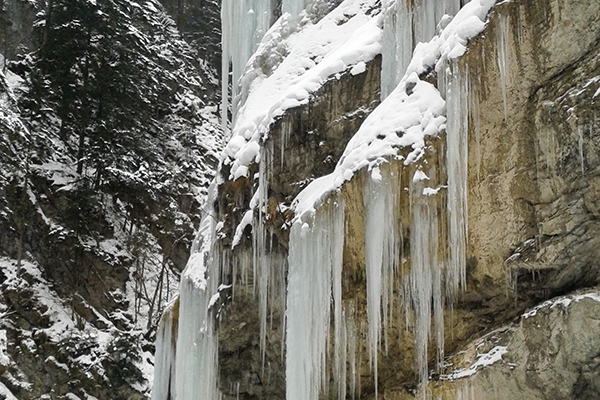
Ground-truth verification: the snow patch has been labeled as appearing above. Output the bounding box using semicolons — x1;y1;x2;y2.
522;292;600;319
442;346;508;380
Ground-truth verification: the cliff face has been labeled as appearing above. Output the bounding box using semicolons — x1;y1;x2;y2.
156;0;600;398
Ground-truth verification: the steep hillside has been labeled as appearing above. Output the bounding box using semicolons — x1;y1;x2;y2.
0;0;223;398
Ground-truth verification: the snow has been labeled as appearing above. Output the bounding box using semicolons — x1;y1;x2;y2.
0;382;18;400
222;0;382;181
232;209;253;248
443;346;508;380
1;258;76;337
350;61;366;75
293;75;446;216
522;292;600;319
0;331;10;367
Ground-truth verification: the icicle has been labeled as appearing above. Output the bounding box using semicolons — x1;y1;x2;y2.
286;198;345;400
174;259;221;400
381;0;412;99
362;166;399;397
445;60;469;299
409;168;440;387
577;125;585;175
346;305;359;399
221;0;273;133
381;0;461;100
496;13;510;120
255;142;272;367
174;192;222;400
332;211;346;400
151;300;178;400
250;139;290;369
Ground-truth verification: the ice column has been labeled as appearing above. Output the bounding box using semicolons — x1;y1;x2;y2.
221;0;273;133
254;142;288;365
409;169;442;386
496;14;510;119
445;60;469;298
363;167;399;396
174;186;222;400
381;0;461;99
286;199;345;400
151;301;178;400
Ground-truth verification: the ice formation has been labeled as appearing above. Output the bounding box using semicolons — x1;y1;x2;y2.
157;0;500;398
496;13;510;119
254;143;288;364
286;199;345;400
381;0;461;99
289;0;496;395
444;60;469;298
363;167;400;393
410;169;444;382
151;301;177;400
221;0;273;132
283;0;312;18
157;184;221;400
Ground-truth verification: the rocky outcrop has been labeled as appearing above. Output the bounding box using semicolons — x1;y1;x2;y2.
429;291;600;400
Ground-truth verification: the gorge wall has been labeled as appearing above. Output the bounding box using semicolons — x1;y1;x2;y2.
153;0;600;398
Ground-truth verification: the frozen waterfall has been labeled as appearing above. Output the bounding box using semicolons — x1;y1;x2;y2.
221;0;273;134
154;0;497;398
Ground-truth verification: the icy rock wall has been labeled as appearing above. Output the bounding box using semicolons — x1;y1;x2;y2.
215;56;382;398
157;0;600;397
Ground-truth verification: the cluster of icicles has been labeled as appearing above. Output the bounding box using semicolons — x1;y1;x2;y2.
152;0;485;399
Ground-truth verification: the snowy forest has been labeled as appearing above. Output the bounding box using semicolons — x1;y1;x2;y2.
2;0;600;399
0;0;222;397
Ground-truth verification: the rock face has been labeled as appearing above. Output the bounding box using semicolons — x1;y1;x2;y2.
216;55;382;399
0;0;37;62
429;292;600;400
157;0;600;398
